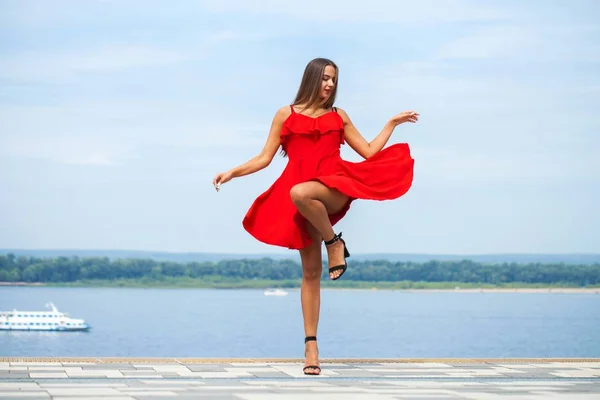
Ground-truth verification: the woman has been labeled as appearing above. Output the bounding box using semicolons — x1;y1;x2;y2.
213;58;417;375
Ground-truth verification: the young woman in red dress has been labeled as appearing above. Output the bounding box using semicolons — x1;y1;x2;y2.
213;58;418;375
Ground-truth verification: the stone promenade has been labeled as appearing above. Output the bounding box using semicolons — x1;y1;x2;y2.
1;357;599;399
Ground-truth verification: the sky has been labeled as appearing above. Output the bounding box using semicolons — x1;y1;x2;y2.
1;0;599;255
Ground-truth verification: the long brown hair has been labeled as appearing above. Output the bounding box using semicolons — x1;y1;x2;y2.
280;58;338;157
292;58;338;112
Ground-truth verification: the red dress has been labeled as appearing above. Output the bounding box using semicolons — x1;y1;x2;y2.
242;106;415;250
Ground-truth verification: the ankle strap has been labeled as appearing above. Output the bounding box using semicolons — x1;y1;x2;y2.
305;336;317;343
324;232;342;246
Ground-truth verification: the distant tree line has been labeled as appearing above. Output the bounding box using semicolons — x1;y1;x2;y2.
1;253;599;286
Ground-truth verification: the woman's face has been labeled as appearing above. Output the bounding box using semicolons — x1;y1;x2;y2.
320;65;336;100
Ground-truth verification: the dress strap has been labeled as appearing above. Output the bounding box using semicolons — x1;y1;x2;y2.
332;106;337;113
290;105;296;114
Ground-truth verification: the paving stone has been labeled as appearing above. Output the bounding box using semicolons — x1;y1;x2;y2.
0;358;598;399
52;397;135;400
169;396;241;400
0;372;18;377
120;390;179;396
121;370;165;375
82;364;136;370
180;364;237;369
246;372;296;378
65;369;124;378
186;365;228;372
46;387;123;396
0;367;27;371
392;397;456;399
138;380;206;386
28;373;68;379
3;373;30;379
38;382;129;388
0;382;40;389
158;372;190;377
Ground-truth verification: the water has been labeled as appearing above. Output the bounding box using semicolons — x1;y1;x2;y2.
1;287;599;358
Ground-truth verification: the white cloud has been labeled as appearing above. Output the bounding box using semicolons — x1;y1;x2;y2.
0;0;204;29
0;102;270;166
1;0;506;28
435;26;535;60
414;145;600;183
0;46;184;84
200;0;505;24
434;19;600;63
0;29;265;84
62;154;125;167
0;125;134;167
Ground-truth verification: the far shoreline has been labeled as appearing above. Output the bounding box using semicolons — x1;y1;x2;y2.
1;282;599;293
324;288;600;293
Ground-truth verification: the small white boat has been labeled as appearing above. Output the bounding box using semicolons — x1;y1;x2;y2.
264;288;288;296
0;303;90;332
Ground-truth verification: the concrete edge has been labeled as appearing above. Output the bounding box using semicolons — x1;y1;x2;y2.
2;357;600;364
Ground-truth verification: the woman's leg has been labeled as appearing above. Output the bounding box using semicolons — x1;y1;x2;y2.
299;222;323;374
291;181;350;279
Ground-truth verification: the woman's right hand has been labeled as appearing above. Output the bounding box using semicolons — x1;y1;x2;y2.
212;171;233;191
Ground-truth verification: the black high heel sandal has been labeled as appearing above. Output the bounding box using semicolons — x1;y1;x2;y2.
324;232;350;280
303;336;321;376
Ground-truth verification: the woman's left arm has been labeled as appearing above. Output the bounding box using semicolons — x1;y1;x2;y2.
337;108;418;159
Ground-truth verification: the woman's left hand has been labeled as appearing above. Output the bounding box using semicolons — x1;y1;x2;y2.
389;111;419;126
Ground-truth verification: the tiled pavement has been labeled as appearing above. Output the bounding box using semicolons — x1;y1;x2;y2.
0;358;599;399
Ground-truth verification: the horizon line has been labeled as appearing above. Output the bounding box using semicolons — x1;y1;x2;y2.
1;248;599;256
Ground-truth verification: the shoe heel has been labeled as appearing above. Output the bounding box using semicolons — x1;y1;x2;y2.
303;336;321;376
324;232;350;281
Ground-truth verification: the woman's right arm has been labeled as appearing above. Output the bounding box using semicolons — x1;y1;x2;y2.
213;106;291;188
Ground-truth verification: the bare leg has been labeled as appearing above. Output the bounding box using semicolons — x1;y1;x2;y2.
299;222;322;375
291;181;350;279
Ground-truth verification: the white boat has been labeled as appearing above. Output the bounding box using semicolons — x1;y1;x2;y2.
264;288;288;296
0;303;90;332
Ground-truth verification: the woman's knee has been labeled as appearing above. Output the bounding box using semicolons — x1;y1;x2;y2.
302;257;322;281
290;183;311;205
300;238;322;280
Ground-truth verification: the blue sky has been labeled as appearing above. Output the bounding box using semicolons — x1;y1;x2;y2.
1;0;599;255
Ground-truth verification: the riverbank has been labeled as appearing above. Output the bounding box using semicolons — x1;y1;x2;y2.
2;279;599;292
